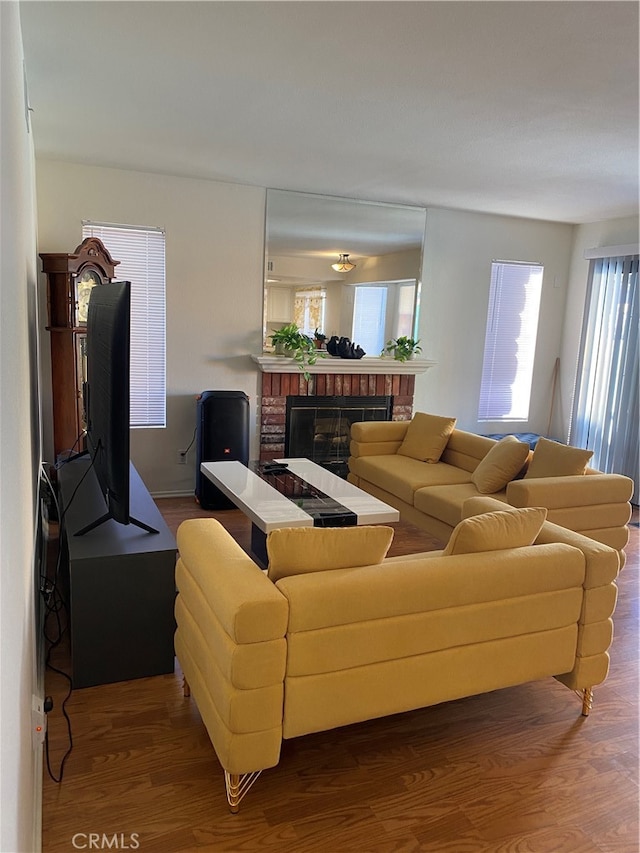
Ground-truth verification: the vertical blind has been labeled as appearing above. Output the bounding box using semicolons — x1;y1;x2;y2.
478;261;544;421
82;222;166;428
569;255;638;497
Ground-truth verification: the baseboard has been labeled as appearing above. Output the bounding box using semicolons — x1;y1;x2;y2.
150;490;197;500
32;747;43;853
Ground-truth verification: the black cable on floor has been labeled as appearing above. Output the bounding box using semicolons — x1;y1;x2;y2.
42;515;74;784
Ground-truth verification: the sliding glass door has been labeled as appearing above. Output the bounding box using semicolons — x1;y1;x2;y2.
570;254;638;502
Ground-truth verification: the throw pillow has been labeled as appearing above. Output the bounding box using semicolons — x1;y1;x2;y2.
524;436;593;479
471;435;531;494
397;412;457;463
266;525;394;582
443;506;547;556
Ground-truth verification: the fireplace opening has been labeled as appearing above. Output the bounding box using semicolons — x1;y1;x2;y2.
285;395;393;478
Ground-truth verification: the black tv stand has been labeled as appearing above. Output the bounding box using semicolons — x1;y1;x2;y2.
58;456;177;688
75;510;160;537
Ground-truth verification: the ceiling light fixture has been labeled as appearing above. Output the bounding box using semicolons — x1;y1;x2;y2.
331;253;356;273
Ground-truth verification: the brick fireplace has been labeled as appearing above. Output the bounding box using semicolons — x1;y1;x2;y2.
253;355;432;464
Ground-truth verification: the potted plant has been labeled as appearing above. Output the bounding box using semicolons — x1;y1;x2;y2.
269;322;301;356
313;328;327;349
381;336;422;362
269;323;324;379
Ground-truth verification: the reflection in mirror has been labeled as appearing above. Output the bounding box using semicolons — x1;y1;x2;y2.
263;190;427;355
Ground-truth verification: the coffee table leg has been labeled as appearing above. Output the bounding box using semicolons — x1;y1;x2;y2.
250;524;268;569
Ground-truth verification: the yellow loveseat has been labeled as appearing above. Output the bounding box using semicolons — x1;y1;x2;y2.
174;498;620;812
348;414;633;564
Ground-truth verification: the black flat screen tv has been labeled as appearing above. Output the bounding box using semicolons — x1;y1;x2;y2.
76;281;157;536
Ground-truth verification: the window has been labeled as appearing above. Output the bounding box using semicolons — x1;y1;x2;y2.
478;261;544;421
293;287;325;336
351;281;418;354
82;221;166;428
395;283;416;339
352;286;388;355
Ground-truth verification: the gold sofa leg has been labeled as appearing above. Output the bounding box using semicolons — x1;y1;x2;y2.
224;770;262;813
183;677;191;698
581;687;594;716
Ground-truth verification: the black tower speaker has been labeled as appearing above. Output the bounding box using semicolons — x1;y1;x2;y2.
195;390;250;509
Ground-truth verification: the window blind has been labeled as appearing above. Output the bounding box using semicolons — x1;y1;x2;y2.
569;255;638;496
478;261;544;421
82;222;166;428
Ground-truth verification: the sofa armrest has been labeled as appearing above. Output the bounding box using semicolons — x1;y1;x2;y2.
350;421;409;456
350;420;409;458
535;520;620;692
351;421;410;442
175;518;288;777
506;473;633;509
534;521;620;588
176;518;288;643
462;497;621;589
461;495;620;691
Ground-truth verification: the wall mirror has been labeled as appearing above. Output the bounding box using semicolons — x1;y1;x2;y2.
263;190;427;356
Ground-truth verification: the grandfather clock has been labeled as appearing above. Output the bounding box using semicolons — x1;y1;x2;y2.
40;237;120;459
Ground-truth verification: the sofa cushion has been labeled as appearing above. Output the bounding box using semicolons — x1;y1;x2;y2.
471;435;531;493
441;430;499;473
414;483;509;528
397;412;457;463
443;506;548;555
350;455;472;505
525;436;593;478
266;525;394;582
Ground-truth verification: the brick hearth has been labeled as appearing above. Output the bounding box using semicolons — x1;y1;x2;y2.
259;371;416;461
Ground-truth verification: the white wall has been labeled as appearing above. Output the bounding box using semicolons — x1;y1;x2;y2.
35;161;265;494
415;207;575;437
36;161;633;493
558;215;640;440
0;4;42;851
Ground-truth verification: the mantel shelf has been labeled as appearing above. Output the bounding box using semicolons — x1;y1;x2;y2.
252;355;436;375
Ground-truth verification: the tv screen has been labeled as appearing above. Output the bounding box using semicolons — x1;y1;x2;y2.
78;281;157;536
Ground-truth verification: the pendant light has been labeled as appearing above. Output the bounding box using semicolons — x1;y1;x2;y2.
331;253;356;272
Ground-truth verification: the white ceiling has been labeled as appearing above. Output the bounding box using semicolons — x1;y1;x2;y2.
20;0;639;225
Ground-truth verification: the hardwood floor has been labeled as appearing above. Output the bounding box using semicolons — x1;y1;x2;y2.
41;501;639;853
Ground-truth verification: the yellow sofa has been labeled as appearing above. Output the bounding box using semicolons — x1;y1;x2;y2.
348;419;633;563
174;499;620;812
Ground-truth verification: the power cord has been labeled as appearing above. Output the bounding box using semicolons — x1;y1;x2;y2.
58;441;100;528
42;570;74;782
39;463;74;783
180;426;197;461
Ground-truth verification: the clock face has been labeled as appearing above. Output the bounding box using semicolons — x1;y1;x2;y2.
75;269;102;325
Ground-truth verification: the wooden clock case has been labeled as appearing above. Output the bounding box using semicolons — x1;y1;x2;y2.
40;237;120;459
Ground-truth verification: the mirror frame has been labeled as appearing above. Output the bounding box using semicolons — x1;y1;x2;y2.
263;189;427;352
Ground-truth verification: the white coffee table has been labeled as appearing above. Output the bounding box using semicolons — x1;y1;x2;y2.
200;458;399;566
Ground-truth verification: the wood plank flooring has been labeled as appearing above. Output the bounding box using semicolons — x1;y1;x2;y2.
41;501;639;853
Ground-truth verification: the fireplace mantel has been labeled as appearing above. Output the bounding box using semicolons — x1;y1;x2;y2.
252;355;436;375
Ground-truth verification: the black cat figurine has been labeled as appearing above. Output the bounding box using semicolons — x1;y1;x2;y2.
326;335;340;356
325;335;366;358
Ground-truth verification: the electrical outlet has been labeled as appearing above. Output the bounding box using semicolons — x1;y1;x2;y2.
32;695;47;748
177;449;187;465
